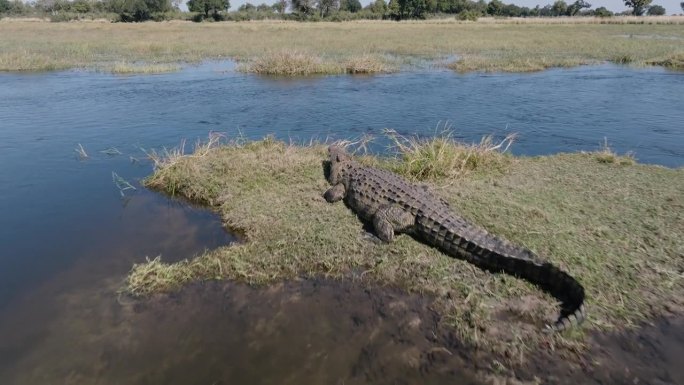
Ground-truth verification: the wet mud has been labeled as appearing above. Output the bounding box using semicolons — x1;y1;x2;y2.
0;273;681;385
520;314;684;385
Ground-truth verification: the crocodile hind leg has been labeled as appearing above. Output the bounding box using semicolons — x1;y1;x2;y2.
324;183;346;203
372;204;416;243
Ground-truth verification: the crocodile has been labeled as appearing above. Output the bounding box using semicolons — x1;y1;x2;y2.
323;145;585;332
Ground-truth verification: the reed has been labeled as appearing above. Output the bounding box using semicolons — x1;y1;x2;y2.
110;61;180;74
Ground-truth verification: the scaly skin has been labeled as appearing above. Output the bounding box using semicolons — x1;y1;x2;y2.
323;145;585;332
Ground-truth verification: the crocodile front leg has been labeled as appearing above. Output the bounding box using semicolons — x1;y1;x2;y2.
372;204;416;243
324;183;346;203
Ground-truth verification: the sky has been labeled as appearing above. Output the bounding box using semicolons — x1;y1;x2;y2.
217;0;683;14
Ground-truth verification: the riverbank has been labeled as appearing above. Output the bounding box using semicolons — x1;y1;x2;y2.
125;135;684;362
1;19;683;73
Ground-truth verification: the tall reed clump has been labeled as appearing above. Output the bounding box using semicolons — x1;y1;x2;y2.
240;51;392;76
383;128;516;181
109;61;180;74
343;54;392;74
240;51;341;76
593;137;635;165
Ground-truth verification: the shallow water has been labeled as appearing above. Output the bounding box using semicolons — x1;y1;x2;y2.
0;279;485;384
0;63;683;383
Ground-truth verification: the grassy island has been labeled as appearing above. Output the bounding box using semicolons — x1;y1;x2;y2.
1;19;683;73
125;134;684;361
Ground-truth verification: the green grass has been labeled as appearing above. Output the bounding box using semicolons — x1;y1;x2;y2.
647;51;684;70
1;19;683;73
125;134;684;362
238;51;394;75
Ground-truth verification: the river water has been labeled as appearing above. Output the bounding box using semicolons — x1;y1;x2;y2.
0;63;682;384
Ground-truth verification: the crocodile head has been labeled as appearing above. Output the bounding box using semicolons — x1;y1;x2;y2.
326;145;353;185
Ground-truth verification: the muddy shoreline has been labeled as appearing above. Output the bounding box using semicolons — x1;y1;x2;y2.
141;279;683;385
1;262;681;385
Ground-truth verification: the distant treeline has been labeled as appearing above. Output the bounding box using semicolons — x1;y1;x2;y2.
0;0;677;22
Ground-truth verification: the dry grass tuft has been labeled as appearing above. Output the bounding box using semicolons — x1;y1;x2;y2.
344;54;393;74
239;51;339;76
383;128;515;181
109;61;180;74
143;132;227;201
125;256;195;296
593;138;636;165
239;51;392;76
647;51;684;70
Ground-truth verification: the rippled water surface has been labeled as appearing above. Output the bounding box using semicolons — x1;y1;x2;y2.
0;63;682;384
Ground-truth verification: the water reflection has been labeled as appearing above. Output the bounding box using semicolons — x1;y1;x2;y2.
0;278;484;385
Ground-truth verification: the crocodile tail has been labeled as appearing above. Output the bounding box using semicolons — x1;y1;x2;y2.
537;263;586;333
424;218;586;332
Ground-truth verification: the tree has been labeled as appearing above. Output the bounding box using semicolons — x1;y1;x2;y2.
434;0;469;13
387;0;434;19
340;0;362;12
72;0;93;13
487;0;503;15
119;0;152;21
271;0;285;13
256;2;272;11
550;0;567;15
0;0;27;13
291;0;316;15
566;0;590;15
503;3;523;16
238;2;255;10
594;6;612;16
368;0;386;13
188;0;230;18
106;0;172;21
646;4;665;14
681;1;683;11
624;0;651;15
0;0;12;13
317;0;339;16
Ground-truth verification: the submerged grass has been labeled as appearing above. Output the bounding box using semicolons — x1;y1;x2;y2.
1;20;684;73
127;134;683;361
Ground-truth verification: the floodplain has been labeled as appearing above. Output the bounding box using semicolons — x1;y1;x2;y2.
1;19;683;73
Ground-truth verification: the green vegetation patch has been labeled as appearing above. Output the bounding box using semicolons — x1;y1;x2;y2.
127;136;684;360
647;51;684;70
238;51;394;76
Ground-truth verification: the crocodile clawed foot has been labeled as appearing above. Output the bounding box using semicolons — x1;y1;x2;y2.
360;230;385;244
